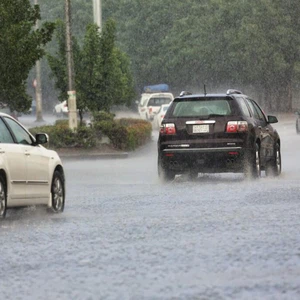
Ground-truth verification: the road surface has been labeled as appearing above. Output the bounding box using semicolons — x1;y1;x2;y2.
0;113;300;300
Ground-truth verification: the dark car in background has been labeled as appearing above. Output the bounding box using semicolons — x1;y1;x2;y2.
157;89;281;181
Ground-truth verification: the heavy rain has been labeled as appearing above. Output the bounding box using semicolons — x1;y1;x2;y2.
1;1;300;299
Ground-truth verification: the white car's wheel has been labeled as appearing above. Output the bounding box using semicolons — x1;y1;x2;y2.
50;171;65;213
0;174;7;219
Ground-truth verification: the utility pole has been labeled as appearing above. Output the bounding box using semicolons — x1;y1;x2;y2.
65;0;77;130
93;0;102;30
34;0;43;122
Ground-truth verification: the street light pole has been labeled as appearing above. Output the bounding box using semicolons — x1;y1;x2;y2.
93;0;102;30
65;0;77;130
34;0;43;122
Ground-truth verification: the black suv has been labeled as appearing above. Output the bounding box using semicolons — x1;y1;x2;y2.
157;89;281;180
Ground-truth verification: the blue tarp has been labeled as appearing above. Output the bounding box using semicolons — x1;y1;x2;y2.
143;84;169;93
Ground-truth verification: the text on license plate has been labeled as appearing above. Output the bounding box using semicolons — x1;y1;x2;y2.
193;124;209;133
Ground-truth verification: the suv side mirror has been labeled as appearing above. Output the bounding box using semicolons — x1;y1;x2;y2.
267;115;278;124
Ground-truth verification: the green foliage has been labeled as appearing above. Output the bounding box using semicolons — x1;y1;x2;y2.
29;122;96;149
25;0;300;113
30;116;151;151
48;19;136;116
0;0;55;112
93;118;152;150
103;0;300;112
92;111;115;122
121;119;152;150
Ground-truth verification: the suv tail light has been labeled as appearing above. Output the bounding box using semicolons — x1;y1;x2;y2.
160;123;176;135
226;121;248;133
148;107;153;114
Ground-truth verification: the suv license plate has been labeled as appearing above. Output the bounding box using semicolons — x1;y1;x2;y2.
193;124;209;133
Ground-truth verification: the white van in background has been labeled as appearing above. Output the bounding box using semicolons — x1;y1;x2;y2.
138;92;174;120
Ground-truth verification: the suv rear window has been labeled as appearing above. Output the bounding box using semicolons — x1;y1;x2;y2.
171;98;232;117
148;97;172;107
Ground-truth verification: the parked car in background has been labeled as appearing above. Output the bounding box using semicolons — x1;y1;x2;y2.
295;111;300;134
0;112;65;218
158;89;281;181
153;104;170;129
53;100;68;116
138;93;174;121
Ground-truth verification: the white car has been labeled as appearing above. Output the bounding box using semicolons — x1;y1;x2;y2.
0;113;65;218
138;93;174;121
53;100;68;116
153;104;170;129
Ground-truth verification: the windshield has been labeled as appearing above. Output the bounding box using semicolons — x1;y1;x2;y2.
171;99;232;117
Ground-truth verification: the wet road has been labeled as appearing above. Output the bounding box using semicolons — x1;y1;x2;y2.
1;114;300;300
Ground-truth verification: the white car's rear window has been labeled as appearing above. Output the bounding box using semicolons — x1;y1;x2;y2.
147;97;172;107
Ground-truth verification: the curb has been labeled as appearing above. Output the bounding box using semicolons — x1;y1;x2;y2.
58;152;129;160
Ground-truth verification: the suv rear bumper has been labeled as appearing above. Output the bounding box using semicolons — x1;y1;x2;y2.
159;146;247;173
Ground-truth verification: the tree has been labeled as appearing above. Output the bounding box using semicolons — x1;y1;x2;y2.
48;19;135;119
0;0;54;112
31;0;300;112
78;19;136;112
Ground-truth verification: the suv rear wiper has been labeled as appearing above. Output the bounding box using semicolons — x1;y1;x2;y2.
199;114;226;119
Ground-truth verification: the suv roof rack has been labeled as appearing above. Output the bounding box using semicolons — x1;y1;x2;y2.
179;91;192;97
226;89;243;95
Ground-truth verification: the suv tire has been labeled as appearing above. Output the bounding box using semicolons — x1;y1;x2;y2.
158;158;175;182
245;143;261;179
266;143;281;177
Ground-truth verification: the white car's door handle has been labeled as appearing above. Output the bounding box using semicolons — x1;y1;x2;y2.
0;149;5;154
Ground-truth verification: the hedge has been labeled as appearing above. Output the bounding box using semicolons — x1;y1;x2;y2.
29;114;152;151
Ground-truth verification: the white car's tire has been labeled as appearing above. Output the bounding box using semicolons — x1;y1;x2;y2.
50;171;65;213
0;174;7;219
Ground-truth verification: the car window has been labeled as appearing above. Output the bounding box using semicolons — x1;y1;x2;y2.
245;99;259;119
4;117;33;145
0;117;14;143
171;99;232;117
237;97;251;117
251;100;267;122
246;98;266;121
148;97;172;107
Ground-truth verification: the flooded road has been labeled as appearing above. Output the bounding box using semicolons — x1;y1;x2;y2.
1;113;300;300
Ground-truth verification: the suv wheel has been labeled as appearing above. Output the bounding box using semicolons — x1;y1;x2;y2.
266;143;281;177
158;157;175;182
245;143;261;179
